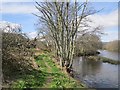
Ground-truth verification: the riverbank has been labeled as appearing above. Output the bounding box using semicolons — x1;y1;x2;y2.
76;51;100;56
11;52;86;88
87;56;120;65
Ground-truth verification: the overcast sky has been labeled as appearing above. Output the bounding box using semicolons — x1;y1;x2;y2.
0;1;119;42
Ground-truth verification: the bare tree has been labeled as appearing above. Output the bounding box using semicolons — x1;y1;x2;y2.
35;1;101;70
75;33;102;56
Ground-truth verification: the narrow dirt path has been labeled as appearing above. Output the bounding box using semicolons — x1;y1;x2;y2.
44;60;52;73
42;60;53;87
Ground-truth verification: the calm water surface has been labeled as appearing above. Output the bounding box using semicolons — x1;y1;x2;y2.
72;56;119;88
98;50;120;61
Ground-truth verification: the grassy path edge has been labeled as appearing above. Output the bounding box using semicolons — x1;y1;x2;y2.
11;52;87;88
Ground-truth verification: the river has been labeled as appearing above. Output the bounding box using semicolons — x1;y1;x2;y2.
72;50;119;88
98;50;120;61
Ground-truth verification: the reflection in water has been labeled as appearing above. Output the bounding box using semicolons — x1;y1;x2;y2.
72;57;118;88
74;57;102;77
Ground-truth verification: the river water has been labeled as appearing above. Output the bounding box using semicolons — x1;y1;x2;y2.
72;50;119;88
98;50;120;61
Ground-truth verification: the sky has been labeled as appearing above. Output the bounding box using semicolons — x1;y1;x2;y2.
0;1;119;42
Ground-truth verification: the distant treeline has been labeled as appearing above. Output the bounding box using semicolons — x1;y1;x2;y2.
102;40;120;52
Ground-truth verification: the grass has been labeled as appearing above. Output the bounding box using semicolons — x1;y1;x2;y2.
11;53;86;89
88;56;120;65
